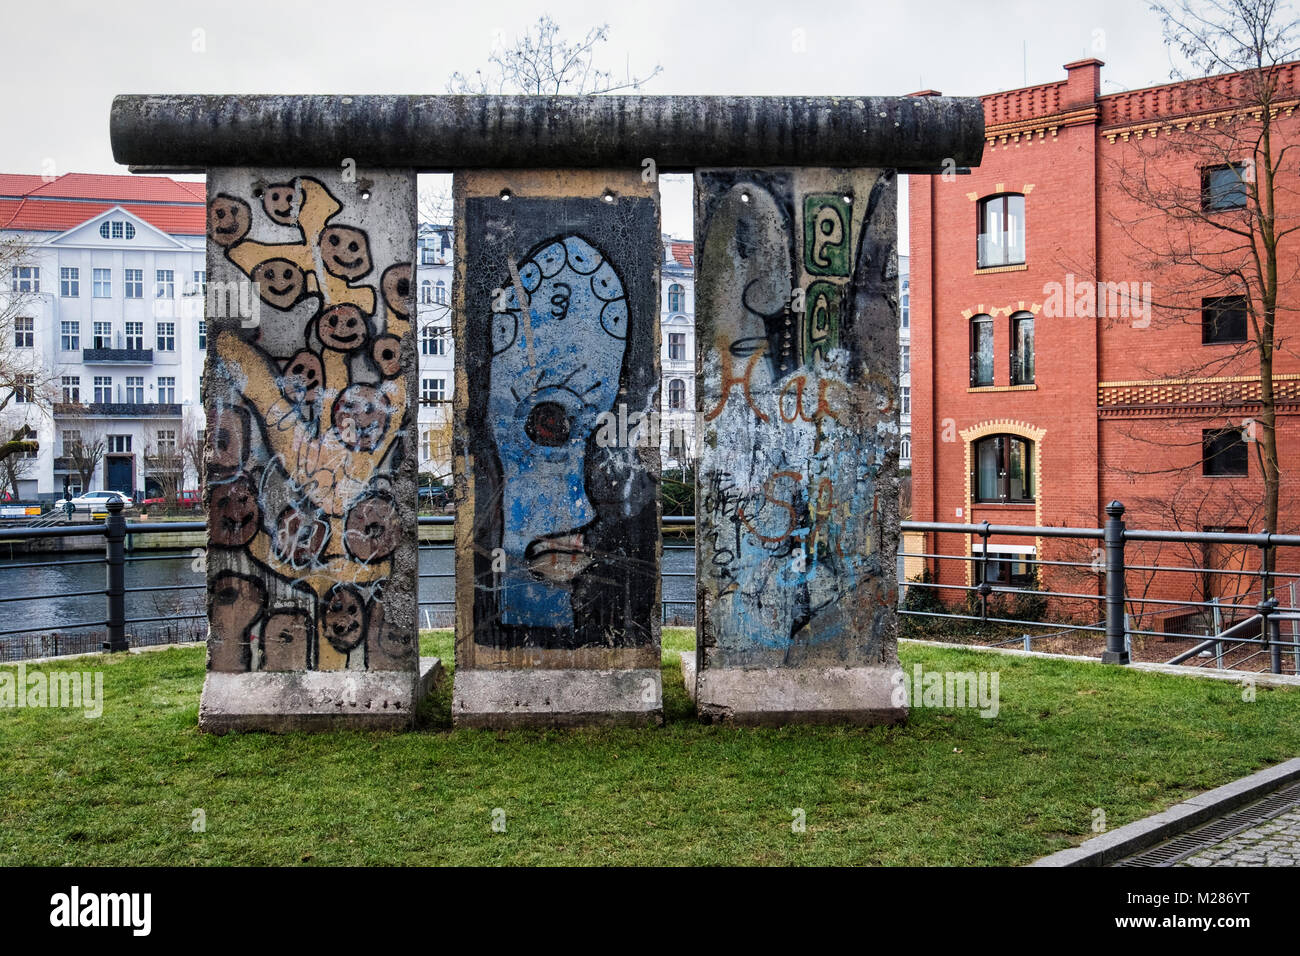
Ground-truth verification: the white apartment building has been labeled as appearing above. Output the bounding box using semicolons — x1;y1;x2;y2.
1;173;207;502
660;236;695;475
415;222;454;486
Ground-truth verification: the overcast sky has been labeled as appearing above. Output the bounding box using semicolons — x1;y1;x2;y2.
3;0;1180;238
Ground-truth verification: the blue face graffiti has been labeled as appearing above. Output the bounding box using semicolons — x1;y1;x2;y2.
486;236;628;629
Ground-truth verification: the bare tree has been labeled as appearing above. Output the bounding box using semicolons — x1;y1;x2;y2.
61;415;105;495
180;411;206;498
447;15;661;96
0;235;55;466
1108;0;1299;565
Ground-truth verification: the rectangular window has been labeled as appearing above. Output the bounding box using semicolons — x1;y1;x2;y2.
93;376;112;403
901;286;910;329
901;386;911;415
421;378;446;403
974;547;1037;588
125;376;144;404
93;268;112;298
14;374;35;403
125;321;143;350
124;269;143;299
11;266;39;292
420;429;436;461
421;325;448;356
1202;163;1248;211
156;429;176;453
157;376;175;403
971;315;993;386
977;194;1026;267
198;320;207;350
1202;295;1248;344
14;316;34;348
421;244;435;265
155;270;175;299
668;332;686;361
156;322;175;351
109;434;132;454
60;267;80;297
189;271;206;296
93;321;112;349
62;429;82;456
61;320;80;351
62;376;80;404
975;434;1034;503
901;344;910;375
1011;314;1035;385
1203;428;1248;476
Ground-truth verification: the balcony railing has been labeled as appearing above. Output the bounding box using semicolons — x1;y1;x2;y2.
54;402;182;418
82;347;153;364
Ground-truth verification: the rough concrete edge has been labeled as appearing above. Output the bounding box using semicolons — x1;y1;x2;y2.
418;656;444;699
1029;756;1300;867
694;665;907;727
680;651;697;703
198;664;431;734
451;668;664;728
901;637;1300;688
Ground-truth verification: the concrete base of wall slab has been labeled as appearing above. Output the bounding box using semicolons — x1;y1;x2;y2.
682;652;907;726
198;657;442;733
680;651;697;702
452;668;664;728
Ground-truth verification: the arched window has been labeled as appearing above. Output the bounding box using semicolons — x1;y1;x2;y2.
668;378;686;410
1010;311;1034;385
977;193;1025;267
435;280;447;304
973;434;1034;503
668;283;684;313
420;280;433;305
900;437;911;462
99;220;136;240
970;313;993;386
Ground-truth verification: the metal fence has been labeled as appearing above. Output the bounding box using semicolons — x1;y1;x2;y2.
2;500;1298;673
901;502;1300;675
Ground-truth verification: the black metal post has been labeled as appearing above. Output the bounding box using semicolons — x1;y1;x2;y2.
1257;532;1281;674
103;499;128;652
977;522;992;621
1102;500;1129;664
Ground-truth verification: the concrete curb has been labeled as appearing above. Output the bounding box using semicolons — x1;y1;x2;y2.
1029;757;1300;867
901;637;1300;688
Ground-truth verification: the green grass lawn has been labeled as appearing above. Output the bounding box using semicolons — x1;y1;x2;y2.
1;629;1298;865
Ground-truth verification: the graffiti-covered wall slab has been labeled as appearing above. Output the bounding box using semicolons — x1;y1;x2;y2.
692;168;905;725
198;168;427;732
452;169;662;727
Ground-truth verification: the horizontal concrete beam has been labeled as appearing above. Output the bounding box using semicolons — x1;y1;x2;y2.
110;94;985;172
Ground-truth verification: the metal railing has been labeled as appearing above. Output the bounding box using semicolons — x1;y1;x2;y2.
2;500;1297;673
900;501;1300;675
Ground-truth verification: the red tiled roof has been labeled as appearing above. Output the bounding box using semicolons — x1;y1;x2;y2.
0;174;48;197
670;241;693;268
0;172;205;236
25;173;205;204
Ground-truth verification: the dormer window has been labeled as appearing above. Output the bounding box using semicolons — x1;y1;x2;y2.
99;220;136;240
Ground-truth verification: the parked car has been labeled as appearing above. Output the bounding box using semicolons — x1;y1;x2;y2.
141;489;202;511
54;490;132;513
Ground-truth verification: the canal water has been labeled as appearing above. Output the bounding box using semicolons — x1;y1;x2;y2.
0;539;696;658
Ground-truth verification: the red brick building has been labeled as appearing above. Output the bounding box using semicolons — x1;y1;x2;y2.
908;58;1300;628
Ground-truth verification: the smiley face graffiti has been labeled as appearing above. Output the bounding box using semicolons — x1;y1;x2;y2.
207;172;413;673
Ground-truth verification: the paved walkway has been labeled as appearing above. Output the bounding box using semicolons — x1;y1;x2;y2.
1176;807;1300;866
